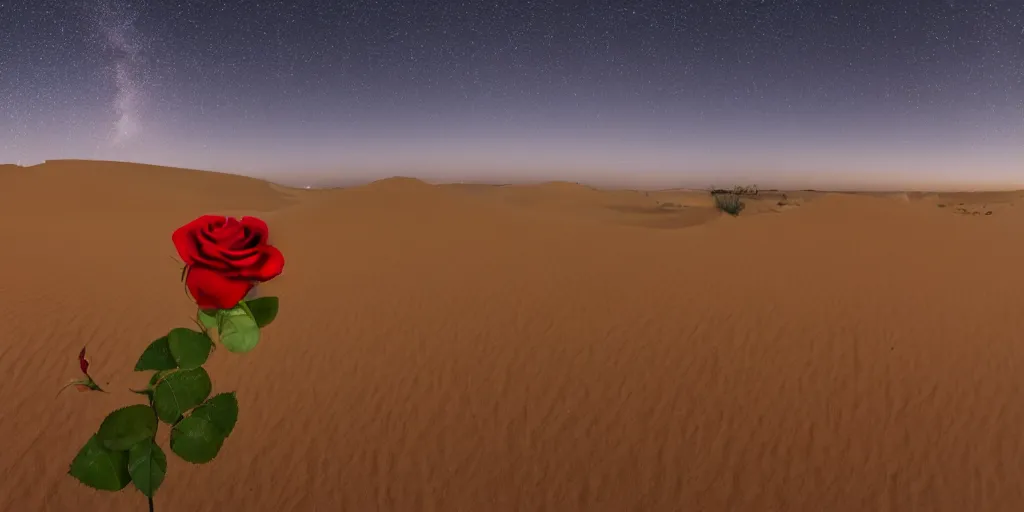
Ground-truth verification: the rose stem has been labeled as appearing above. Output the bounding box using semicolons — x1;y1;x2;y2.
146;393;158;512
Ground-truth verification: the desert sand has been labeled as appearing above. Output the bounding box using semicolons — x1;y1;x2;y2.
2;159;1024;511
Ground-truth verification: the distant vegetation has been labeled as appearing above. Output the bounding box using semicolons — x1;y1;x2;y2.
713;193;745;216
709;185;759;197
709;185;757;216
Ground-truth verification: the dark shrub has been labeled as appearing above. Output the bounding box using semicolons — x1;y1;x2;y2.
713;193;745;215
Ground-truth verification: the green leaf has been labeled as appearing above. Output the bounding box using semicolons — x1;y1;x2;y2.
198;309;219;331
245;297;279;328
132;370;171;397
191;392;239;437
68;434;131;491
96;405;158;451
152;368;212;424
218;305;261;353
149;370;170;387
170;416;225;464
135;336;177;371
128;440;167;497
167;328;213;370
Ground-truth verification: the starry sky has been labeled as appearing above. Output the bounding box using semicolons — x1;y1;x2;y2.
1;0;1021;190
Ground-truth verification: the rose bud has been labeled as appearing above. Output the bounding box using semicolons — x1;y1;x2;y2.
78;347;89;375
57;347;106;397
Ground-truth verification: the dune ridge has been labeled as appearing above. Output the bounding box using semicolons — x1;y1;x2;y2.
2;160;1024;511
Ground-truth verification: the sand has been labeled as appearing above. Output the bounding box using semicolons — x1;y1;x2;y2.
2;159;1024;511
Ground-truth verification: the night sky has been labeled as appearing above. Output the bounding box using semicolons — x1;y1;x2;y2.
2;0;1021;190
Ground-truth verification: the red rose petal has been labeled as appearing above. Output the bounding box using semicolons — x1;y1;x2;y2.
216;247;263;269
208;217;243;243
235;245;285;281
172;215;230;266
185;265;253;310
195;240;257;269
257;245;286;280
239;216;270;243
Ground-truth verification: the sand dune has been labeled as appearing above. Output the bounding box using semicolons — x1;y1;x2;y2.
2;160;1024;511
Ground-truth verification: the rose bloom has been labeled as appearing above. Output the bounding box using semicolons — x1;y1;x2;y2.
172;215;285;310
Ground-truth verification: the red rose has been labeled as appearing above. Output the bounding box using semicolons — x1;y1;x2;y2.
172;215;285;310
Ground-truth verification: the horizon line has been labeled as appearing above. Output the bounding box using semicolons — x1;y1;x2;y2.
4;158;1023;194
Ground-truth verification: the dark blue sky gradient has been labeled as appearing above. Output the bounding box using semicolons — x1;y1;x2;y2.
1;0;1021;189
